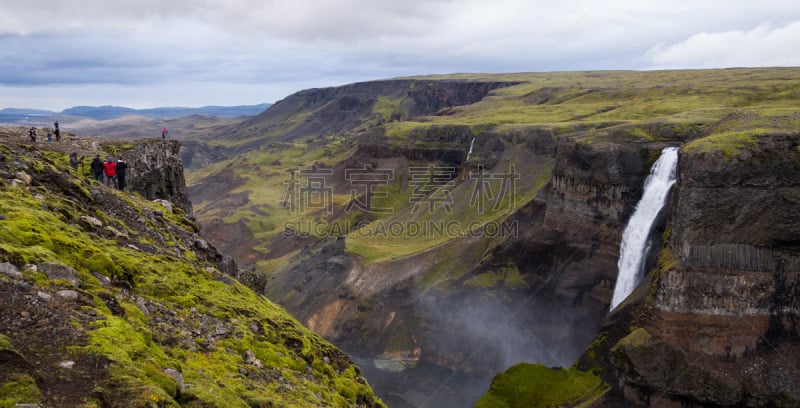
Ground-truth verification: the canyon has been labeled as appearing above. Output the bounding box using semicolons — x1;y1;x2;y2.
186;69;800;406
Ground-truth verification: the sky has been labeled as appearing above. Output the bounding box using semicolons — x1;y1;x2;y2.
2;0;800;111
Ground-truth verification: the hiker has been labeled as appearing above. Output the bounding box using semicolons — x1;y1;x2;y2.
116;157;128;191
69;152;79;169
104;157;117;188
54;127;61;142
28;127;37;142
90;154;105;183
47;130;53;144
161;127;168;139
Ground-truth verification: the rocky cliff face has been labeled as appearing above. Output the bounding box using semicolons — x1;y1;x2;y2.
541;139;671;306
231;79;520;146
116;140;193;214
556;132;800;407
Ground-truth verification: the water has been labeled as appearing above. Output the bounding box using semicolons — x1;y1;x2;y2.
465;137;476;161
610;147;679;311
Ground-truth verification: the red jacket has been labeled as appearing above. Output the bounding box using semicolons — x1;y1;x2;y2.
104;161;117;177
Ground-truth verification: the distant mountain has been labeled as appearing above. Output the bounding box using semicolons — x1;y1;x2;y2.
62;104;272;120
0;108;57;121
0;103;272;123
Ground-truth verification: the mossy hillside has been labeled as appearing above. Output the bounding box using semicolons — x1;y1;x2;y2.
371;96;409;123
0;142;384;407
189;135;360;246
345;150;554;265
475;363;609;408
683;110;800;159
391;69;800;130
191;121;555;267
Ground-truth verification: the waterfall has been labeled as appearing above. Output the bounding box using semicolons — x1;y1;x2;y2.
465;137;476;161
610;147;679;311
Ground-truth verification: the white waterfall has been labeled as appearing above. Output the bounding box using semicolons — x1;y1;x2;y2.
610;147;679;311
465;137;476;161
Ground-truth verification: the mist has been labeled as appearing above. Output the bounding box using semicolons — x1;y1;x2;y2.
418;290;600;373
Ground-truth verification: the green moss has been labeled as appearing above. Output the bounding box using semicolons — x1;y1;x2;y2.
0;334;12;351
464;271;503;288
372;96;408;122
683;129;768;159
0;374;42;407
476;363;609;408
502;265;527;289
612;328;652;351
581;332;607;366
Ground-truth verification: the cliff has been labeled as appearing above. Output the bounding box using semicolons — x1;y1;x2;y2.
600;130;800;407
480;114;800;407
0;130;384;407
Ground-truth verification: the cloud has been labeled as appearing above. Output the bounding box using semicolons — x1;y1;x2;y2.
0;0;456;40
2;1;800;109
643;21;800;68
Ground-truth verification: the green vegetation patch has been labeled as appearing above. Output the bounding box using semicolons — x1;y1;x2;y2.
0;374;42;407
476;363;609;408
683;129;771;159
464;265;526;289
684;109;800;159
0;334;13;351
372;96;408;122
612;327;652;351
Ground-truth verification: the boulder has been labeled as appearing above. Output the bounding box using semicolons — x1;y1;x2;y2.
55;290;79;300
38;262;81;287
0;262;22;279
80;215;103;228
163;368;185;391
14;171;32;185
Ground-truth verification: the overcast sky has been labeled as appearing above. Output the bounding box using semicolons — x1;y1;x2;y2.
2;0;800;110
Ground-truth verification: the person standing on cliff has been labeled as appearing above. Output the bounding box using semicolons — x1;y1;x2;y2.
104;157;117;188
54;121;61;142
116;156;128;191
28;127;37;143
161;127;168;139
69;152;79;169
90;154;105;183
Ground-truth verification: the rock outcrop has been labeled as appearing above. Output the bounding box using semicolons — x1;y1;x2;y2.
116;140;193;213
